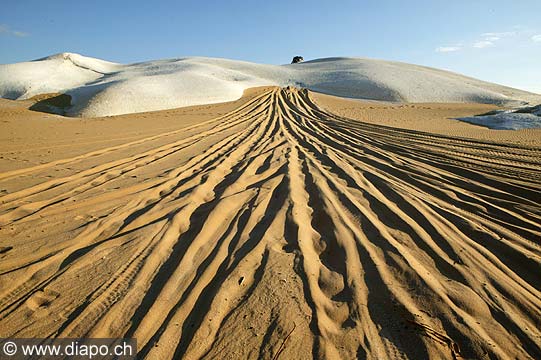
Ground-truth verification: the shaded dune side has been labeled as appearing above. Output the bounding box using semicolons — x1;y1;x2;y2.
0;88;540;359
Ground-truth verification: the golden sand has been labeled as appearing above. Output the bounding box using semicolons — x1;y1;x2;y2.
0;87;540;359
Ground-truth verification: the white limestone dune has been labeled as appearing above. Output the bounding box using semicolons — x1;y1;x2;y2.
1;53;540;117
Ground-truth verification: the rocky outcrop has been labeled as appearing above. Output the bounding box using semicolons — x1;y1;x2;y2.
291;56;304;64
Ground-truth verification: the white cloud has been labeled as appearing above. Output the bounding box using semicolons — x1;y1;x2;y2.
0;24;29;37
436;46;462;53
532;34;541;42
473;40;494;48
472;31;521;49
12;31;28;37
481;31;516;39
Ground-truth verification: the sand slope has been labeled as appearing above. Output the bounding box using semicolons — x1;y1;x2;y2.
0;53;121;100
0;88;540;359
2;54;540;117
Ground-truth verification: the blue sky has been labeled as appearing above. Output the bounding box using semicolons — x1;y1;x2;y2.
1;0;540;93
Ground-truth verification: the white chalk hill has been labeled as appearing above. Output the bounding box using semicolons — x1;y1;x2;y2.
1;53;539;117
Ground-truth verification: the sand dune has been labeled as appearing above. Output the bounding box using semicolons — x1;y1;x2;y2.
0;87;540;359
2;54;540;117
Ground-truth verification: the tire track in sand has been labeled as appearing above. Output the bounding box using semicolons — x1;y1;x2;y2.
0;87;540;359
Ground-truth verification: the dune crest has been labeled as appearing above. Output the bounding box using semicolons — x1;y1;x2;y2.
0;87;540;359
2;54;540;117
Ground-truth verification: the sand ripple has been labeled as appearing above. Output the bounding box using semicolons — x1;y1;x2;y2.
0;87;540;359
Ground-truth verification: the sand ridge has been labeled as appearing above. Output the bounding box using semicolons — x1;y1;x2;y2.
0;87;540;359
3;54;541;117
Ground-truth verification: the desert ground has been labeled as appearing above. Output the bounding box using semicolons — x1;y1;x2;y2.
0;86;540;359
